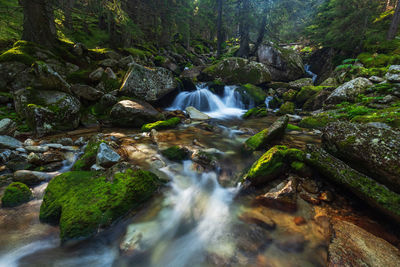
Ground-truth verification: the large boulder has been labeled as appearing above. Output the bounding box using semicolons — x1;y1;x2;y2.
71;84;104;101
329;219;400;266
202;57;271;85
13;88;81;136
40;169;162;241
257;44;304;81
325;77;373;104
0;119;17;135
32;61;72;94
306;145;400;223
322;122;400;193
244;115;289;151
110;100;164;127
385;65;400;83
0;135;22;149
96;143;120;168
119;62;178;102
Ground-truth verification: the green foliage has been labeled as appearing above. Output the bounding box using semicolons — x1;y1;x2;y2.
141;117;181;132
39;169;162;241
2;182;32;207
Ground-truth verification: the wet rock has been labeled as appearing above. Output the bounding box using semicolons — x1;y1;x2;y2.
0;119;17;135
244;115;289;151
0;135;22;149
185;106;211;120
110;100;164;127
369;76;385;83
289;78;313;90
0;149;13;164
99;58;118;68
118;55;134;69
71;84;104;101
325;77;373;104
385;65;400;82
278;101;295;115
74;137;86;146
329;219;400;266
299;192;321;205
306;145;400;223
322;121;400;193
13;170;53;186
40;161;64;172
89;67;105;81
13;89;81;136
242;145;304;186
25;146;49;153
54;137;73;146
257;44;304;81
276;232;306;253
293;216;306;226
96;143;121;168
120;62;178;102
161;146;190;162
202;57;271;85
27;152;41;165
91;164;105;171
254;177;298;212
238;210;276;230
301;179;319;194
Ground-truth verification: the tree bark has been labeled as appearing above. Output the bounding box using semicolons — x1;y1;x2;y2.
251;4;269;56
21;0;57;47
236;0;250;58
216;0;223;57
62;0;74;30
387;0;400;40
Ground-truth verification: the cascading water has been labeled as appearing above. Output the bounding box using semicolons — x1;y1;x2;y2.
168;84;247;118
305;64;318;84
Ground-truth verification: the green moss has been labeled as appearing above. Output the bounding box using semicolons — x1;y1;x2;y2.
283;89;297;101
278;101;295;115
296;86;325;105
0;40;37;65
357;52;400;68
154;55;166;65
286;124;301;131
66;69;93;84
299;114;336;129
124;47;151;60
161;146;189;161
242;107;268;119
245;129;270;151
2;182;32;207
141;117;181;132
72;139;103;171
242;145;304;186
237;84;267;105
39;169;162;241
290;161;305;172
350;106;400;128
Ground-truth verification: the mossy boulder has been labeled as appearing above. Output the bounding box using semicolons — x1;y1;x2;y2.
282;89;297;101
242;145;304;186
322;121;400;193
1;182;32;207
141;117;181;132
237;84;267;106
325;77;373;105
13;88;81;136
289;78;313;90
306;145;400;223
72;139;103;171
202;57;271;85
161;146;189;161
0;41;49;66
286;124;301;131
119;62;178;102
295;86;325;106
40;169;162;242
278;101;295;115
257;44;304;81
244;115;289;151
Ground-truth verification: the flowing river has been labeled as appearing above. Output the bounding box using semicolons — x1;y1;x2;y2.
0;85;338;266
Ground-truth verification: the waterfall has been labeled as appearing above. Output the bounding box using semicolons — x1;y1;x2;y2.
305;64;318;84
265;96;274;109
168;84;247;118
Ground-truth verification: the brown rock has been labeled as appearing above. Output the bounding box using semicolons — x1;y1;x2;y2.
254;178;297;212
301;179;319;194
294;216;306;226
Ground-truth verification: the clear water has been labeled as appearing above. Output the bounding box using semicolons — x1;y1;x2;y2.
305;64;318;84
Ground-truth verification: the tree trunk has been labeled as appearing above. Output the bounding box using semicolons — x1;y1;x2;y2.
251;5;268;56
216;0;223;57
236;0;250;58
63;0;74;30
21;0;57;47
387;0;400;40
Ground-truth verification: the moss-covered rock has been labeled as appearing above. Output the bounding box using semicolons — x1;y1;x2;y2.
244;115;289;151
0;41;39;65
289;78;313;90
278;101;295;115
306;145;400;223
161;146;189;161
242;107;268;119
242;145;304;186
202;57;271;85
299;113;337;129
141;117;181;132
286;124;301;131
72;139;103;171
237;84;267;105
282;89;297;101
40;169;162;241
295;86;325;106
1;182;32;207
